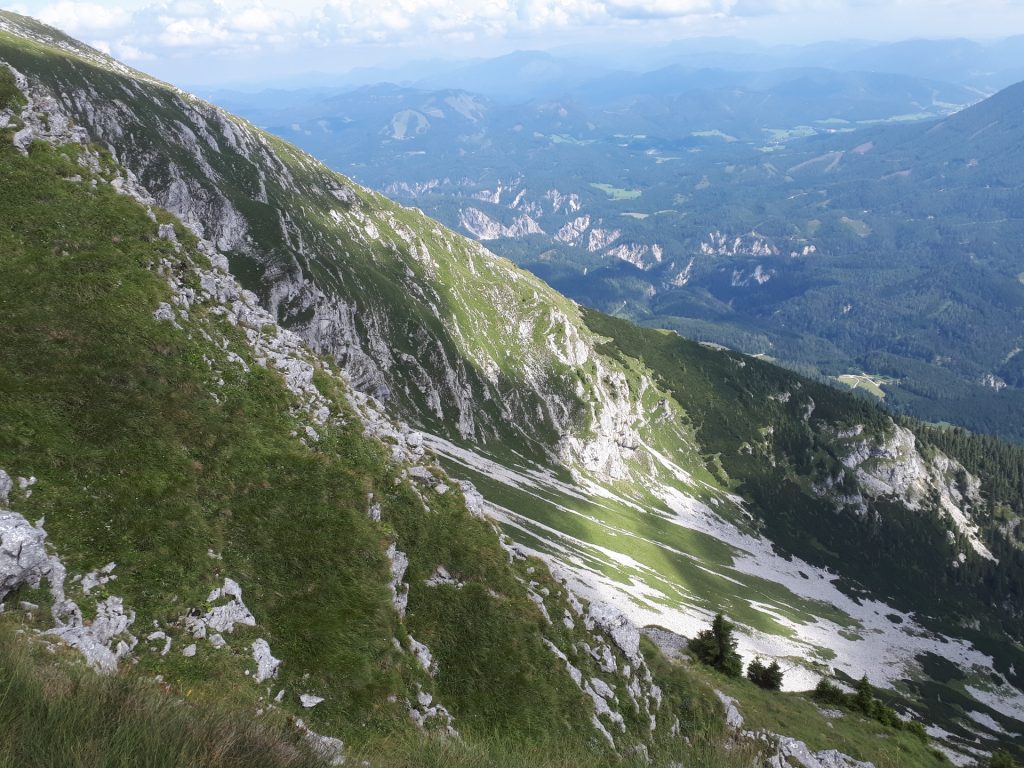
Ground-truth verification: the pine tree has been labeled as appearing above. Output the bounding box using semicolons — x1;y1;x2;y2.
853;674;876;716
688;612;743;677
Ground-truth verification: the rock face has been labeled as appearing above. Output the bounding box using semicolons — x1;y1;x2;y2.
555;216;591;247
700;231;781;258
838;425;993;559
459;207;544;241
587;227;621;252
0;510;52;600
606;242;663;270
587;602;641;663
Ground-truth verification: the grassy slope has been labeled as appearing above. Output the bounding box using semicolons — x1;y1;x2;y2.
0;71;597;752
683;659;950;768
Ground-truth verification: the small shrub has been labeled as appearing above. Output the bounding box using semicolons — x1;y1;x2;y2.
812;678;848;708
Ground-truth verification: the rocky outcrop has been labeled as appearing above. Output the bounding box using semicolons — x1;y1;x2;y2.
554;216;591;247
731;264;775;287
386;543;410;618
545;189;581;214
587;227;621;252
0;509;52;600
459;207;544;240
606;242;663;270
837;425;993;560
49;595;137;673
558;360;643;480
762;735;875;768
251;639;281;683
0;493;137;673
700;231;780;258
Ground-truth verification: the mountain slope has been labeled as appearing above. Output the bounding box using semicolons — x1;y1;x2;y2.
1;10;1022;763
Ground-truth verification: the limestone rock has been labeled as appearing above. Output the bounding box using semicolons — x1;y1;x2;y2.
252;638;281;682
147;630;172;656
153;302;176;322
298;723;344;766
715;690;744;730
204;577;256;633
0;512;51;599
765;736;875;768
588;602;641;663
458;481;486;518
386;543;409;618
80;562;117;594
49;596;136;672
300;693;325;708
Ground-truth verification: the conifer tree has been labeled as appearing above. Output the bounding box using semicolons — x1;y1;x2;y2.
853;674;876;716
747;658;784;690
688;612;743;677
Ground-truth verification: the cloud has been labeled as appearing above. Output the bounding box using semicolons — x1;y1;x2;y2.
26;0;742;52
36;1;133;33
603;0;726;20
158;15;233;46
231;7;282;33
115;40;156;60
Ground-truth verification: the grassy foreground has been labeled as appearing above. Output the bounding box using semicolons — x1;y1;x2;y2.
0;626;327;768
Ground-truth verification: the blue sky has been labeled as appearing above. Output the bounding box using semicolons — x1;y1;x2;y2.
7;0;1024;87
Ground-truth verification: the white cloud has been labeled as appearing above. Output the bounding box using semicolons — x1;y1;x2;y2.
159;15;233;46
115;40;156;60
36;2;133;33
24;0;741;51
231;8;275;32
603;0;726;20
